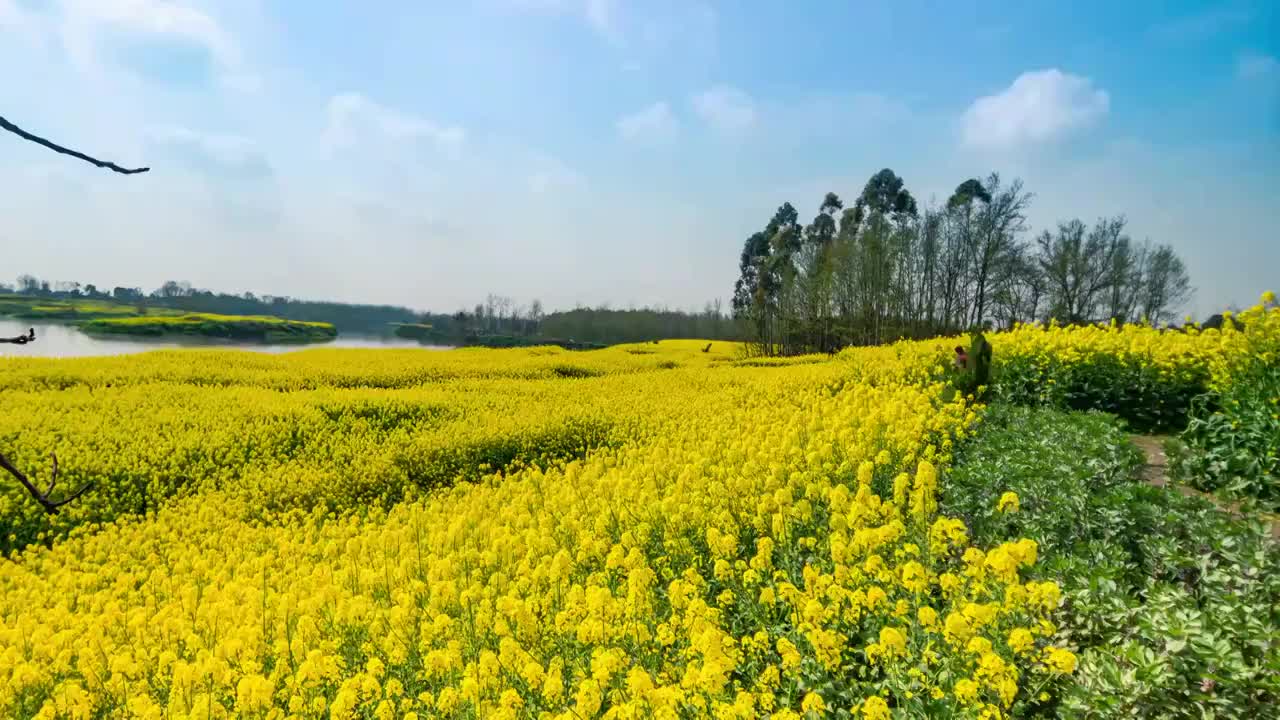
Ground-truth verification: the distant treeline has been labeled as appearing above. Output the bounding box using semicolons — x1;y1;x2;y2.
734;168;1194;355
2;280;741;346
539;307;737;344
2;277;418;335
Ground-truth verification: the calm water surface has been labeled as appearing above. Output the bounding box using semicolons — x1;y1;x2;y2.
0;319;452;358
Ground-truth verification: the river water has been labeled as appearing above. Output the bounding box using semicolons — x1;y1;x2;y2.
0;319;452;358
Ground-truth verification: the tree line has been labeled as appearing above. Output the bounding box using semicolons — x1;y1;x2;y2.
3;276;421;336
732;169;1193;355
2;280;739;345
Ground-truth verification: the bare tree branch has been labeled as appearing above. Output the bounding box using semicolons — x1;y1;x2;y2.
0;452;94;515
1;115;150;175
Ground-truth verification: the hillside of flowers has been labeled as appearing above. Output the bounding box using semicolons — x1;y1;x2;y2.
1;297;1276;719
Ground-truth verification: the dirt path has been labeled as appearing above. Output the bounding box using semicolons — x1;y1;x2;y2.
1131;434;1280;539
1131;435;1173;488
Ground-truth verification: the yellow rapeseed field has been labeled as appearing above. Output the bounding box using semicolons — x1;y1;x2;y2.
11;313;1266;720
991;316;1236;386
0;343;845;551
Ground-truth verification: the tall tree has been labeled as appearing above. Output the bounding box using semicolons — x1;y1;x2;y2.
990;244;1042;329
1037;216;1128;323
1139;244;1194;324
917;207;943;330
941;178;991;329
1101;226;1144;322
852;169;918;343
858;168;919;219
798;192;843;351
732;231;771;317
969;173;1031;328
16;274;41;294
731;167;1192;354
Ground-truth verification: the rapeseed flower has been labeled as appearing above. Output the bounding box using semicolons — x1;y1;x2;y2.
0;338;1096;717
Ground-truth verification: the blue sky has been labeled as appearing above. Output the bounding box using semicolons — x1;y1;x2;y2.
2;0;1276;317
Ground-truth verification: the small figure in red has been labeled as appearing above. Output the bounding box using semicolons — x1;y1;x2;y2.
953;345;968;370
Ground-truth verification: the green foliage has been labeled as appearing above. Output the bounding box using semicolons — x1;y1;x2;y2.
1173;369;1280;510
945;405;1280;718
732;170;1196;357
538;307;739;345
947;178;992;209
391;322;434;340
993;350;1208;432
0;295;181;320
943;406;1140;557
150;288;419;335
1173;326;1280;510
2;282;420;335
80;313;337;343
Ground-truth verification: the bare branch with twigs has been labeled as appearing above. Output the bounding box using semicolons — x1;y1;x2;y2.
1;115;150;175
0;452;94;514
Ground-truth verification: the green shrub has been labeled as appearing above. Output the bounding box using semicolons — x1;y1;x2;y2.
1173;369;1280;510
945;405;1280;718
993;351;1209;432
1173;302;1280;509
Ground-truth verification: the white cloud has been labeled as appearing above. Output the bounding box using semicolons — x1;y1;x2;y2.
692;85;756;134
1237;52;1279;80
8;0;259;88
616;101;678;143
962;69;1109;151
324;93;465;153
69;0;237;63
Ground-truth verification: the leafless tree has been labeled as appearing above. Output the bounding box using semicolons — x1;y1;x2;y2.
969;174;1032;327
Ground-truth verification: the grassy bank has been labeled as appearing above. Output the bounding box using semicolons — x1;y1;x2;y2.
0;295;182;321
80;313;337;343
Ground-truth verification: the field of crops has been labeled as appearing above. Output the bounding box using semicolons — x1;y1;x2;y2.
0;298;1276;719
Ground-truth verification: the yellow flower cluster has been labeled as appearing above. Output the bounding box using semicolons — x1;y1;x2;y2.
1;341;852;552
993;318;1231;387
0;340;746;394
988;313;1268;430
2;339;1068;718
1198;293;1280;391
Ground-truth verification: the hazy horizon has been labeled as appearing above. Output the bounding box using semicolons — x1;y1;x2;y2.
3;1;1277;320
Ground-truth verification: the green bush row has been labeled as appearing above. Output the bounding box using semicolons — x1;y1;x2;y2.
1173;349;1280;511
944;405;1280;718
992;353;1208;433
